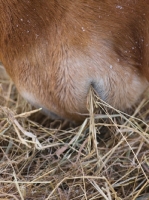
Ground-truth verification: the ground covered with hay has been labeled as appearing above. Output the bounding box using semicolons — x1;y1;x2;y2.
0;65;149;200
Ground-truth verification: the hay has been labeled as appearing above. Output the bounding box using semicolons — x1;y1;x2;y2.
0;66;149;200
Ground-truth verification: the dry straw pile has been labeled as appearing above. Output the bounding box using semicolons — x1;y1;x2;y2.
0;65;149;200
